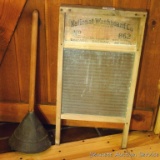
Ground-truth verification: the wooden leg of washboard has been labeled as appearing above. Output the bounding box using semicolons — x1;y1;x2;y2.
121;122;130;149
55;116;61;145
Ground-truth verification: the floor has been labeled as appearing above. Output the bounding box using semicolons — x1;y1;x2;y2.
0;122;121;154
1;122;160;160
0;127;160;159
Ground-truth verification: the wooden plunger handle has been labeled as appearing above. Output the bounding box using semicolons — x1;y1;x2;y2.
29;10;38;112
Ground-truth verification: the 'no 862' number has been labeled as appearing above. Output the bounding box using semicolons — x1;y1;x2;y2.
119;33;131;39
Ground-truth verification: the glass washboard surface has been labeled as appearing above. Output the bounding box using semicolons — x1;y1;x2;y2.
62;49;134;117
56;5;147;148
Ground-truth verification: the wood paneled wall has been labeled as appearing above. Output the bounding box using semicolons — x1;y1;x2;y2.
0;0;26;64
0;0;160;130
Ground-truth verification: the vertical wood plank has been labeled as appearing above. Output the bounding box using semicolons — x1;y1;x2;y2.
55;6;66;145
0;0;26;64
13;4;32;103
35;0;48;103
134;0;160;130
0;37;20;102
45;0;59;103
134;0;160;123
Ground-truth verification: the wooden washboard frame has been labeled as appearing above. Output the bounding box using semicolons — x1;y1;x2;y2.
55;5;147;148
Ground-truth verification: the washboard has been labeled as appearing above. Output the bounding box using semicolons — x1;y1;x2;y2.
56;5;147;148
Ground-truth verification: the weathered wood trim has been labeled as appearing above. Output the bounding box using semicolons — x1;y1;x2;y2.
64;42;137;52
61;113;125;123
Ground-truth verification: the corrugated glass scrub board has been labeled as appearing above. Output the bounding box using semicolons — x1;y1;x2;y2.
62;49;134;117
56;5;147;148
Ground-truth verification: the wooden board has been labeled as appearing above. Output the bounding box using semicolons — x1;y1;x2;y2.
130;109;153;131
134;0;160;130
0;0;26;64
0;131;159;160
0;102;153;131
0;38;20;101
56;5;147;148
75;143;160;160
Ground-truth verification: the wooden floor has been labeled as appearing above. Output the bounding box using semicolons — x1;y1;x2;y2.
0;122;121;154
0;122;160;160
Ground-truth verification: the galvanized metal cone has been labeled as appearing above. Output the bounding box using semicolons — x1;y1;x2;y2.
9;112;51;153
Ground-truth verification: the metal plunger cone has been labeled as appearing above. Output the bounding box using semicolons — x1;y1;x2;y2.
9;10;51;153
9;112;51;153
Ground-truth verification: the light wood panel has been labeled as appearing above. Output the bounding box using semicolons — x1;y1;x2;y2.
75;143;160;160
0;131;159;160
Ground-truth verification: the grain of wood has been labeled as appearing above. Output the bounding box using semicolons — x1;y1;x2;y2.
134;0;160;130
0;131;159;160
75;143;160;160
0;0;26;64
44;0;58;103
0;38;20;102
